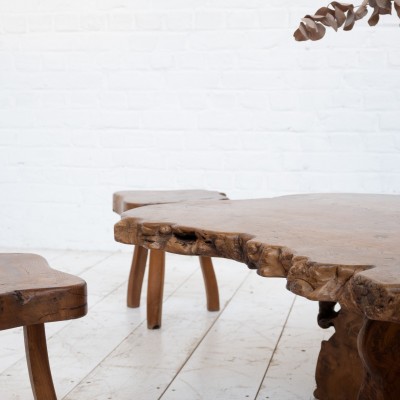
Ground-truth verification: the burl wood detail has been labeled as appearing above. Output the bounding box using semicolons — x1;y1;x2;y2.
0;253;87;399
114;194;400;399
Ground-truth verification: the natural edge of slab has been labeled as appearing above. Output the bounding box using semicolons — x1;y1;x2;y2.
114;216;399;323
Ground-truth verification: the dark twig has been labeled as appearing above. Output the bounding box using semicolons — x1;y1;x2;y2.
294;0;400;41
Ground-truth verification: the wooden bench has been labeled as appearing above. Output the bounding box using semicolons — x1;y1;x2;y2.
115;194;400;400
0;253;87;400
113;189;227;329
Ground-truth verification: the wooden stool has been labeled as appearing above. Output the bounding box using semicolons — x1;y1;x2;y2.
0;253;87;400
113;190;227;329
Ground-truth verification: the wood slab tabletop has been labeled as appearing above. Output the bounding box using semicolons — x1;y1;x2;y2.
115;194;400;323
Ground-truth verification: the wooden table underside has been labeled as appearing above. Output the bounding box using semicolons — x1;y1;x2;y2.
115;194;400;400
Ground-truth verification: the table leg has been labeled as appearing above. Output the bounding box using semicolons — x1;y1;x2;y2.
357;319;400;400
147;249;165;329
314;302;364;400
127;245;148;308
199;256;220;312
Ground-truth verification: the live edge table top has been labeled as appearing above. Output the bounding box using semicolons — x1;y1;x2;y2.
115;194;400;324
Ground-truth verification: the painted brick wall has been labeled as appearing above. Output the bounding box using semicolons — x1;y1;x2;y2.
0;0;399;250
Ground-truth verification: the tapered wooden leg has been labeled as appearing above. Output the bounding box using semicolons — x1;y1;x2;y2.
127;245;149;308
199;256;220;312
24;324;57;400
147;249;165;329
357;319;400;400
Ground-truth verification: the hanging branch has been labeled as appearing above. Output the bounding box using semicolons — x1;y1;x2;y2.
294;0;400;41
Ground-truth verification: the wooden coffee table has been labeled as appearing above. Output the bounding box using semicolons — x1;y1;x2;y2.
114;194;400;400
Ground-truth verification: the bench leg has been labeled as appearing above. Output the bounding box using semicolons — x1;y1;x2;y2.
127;245;149;308
199;256;220;312
24;324;57;400
147;249;165;329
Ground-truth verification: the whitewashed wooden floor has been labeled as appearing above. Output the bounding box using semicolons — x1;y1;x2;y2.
0;249;333;400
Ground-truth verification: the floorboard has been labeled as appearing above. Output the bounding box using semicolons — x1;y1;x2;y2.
160;275;295;400
256;296;334;400
64;259;249;400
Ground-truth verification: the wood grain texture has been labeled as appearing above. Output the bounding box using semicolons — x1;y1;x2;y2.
0;253;87;331
113;189;228;215
115;194;400;324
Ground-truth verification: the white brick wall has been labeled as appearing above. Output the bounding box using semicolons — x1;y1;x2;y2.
0;0;399;250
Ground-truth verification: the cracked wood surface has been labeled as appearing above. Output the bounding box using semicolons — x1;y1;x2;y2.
0;253;87;330
115;194;400;323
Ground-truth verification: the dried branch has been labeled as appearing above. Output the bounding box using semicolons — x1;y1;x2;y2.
294;0;400;41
